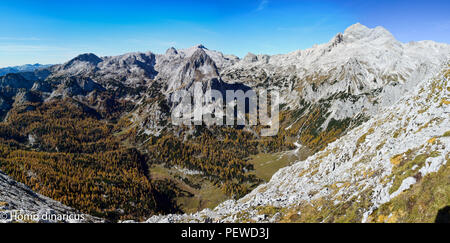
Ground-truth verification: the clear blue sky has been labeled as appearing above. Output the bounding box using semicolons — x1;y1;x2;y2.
1;0;449;67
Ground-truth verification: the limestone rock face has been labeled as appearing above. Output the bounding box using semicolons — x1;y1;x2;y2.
0;171;101;223
146;63;450;223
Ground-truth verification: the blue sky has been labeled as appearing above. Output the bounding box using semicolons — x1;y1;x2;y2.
1;0;449;67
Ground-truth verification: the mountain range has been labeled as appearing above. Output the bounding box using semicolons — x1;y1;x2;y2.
0;23;449;223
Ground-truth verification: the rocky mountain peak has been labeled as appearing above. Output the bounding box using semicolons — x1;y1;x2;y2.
243;52;258;63
344;22;370;33
55;53;103;76
194;44;207;49
343;23;396;43
165;47;178;56
1;73;33;89
178;44;209;58
189;48;212;63
0;63;52;76
180;48;218;77
66;53;103;66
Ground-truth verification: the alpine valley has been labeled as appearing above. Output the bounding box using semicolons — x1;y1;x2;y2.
0;23;449;223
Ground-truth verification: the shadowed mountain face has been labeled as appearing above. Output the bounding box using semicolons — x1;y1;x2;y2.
0;23;449;222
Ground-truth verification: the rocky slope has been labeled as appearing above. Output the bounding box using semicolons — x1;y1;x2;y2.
220;24;449;147
0;23;449;223
0;170;101;223
146;62;450;223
